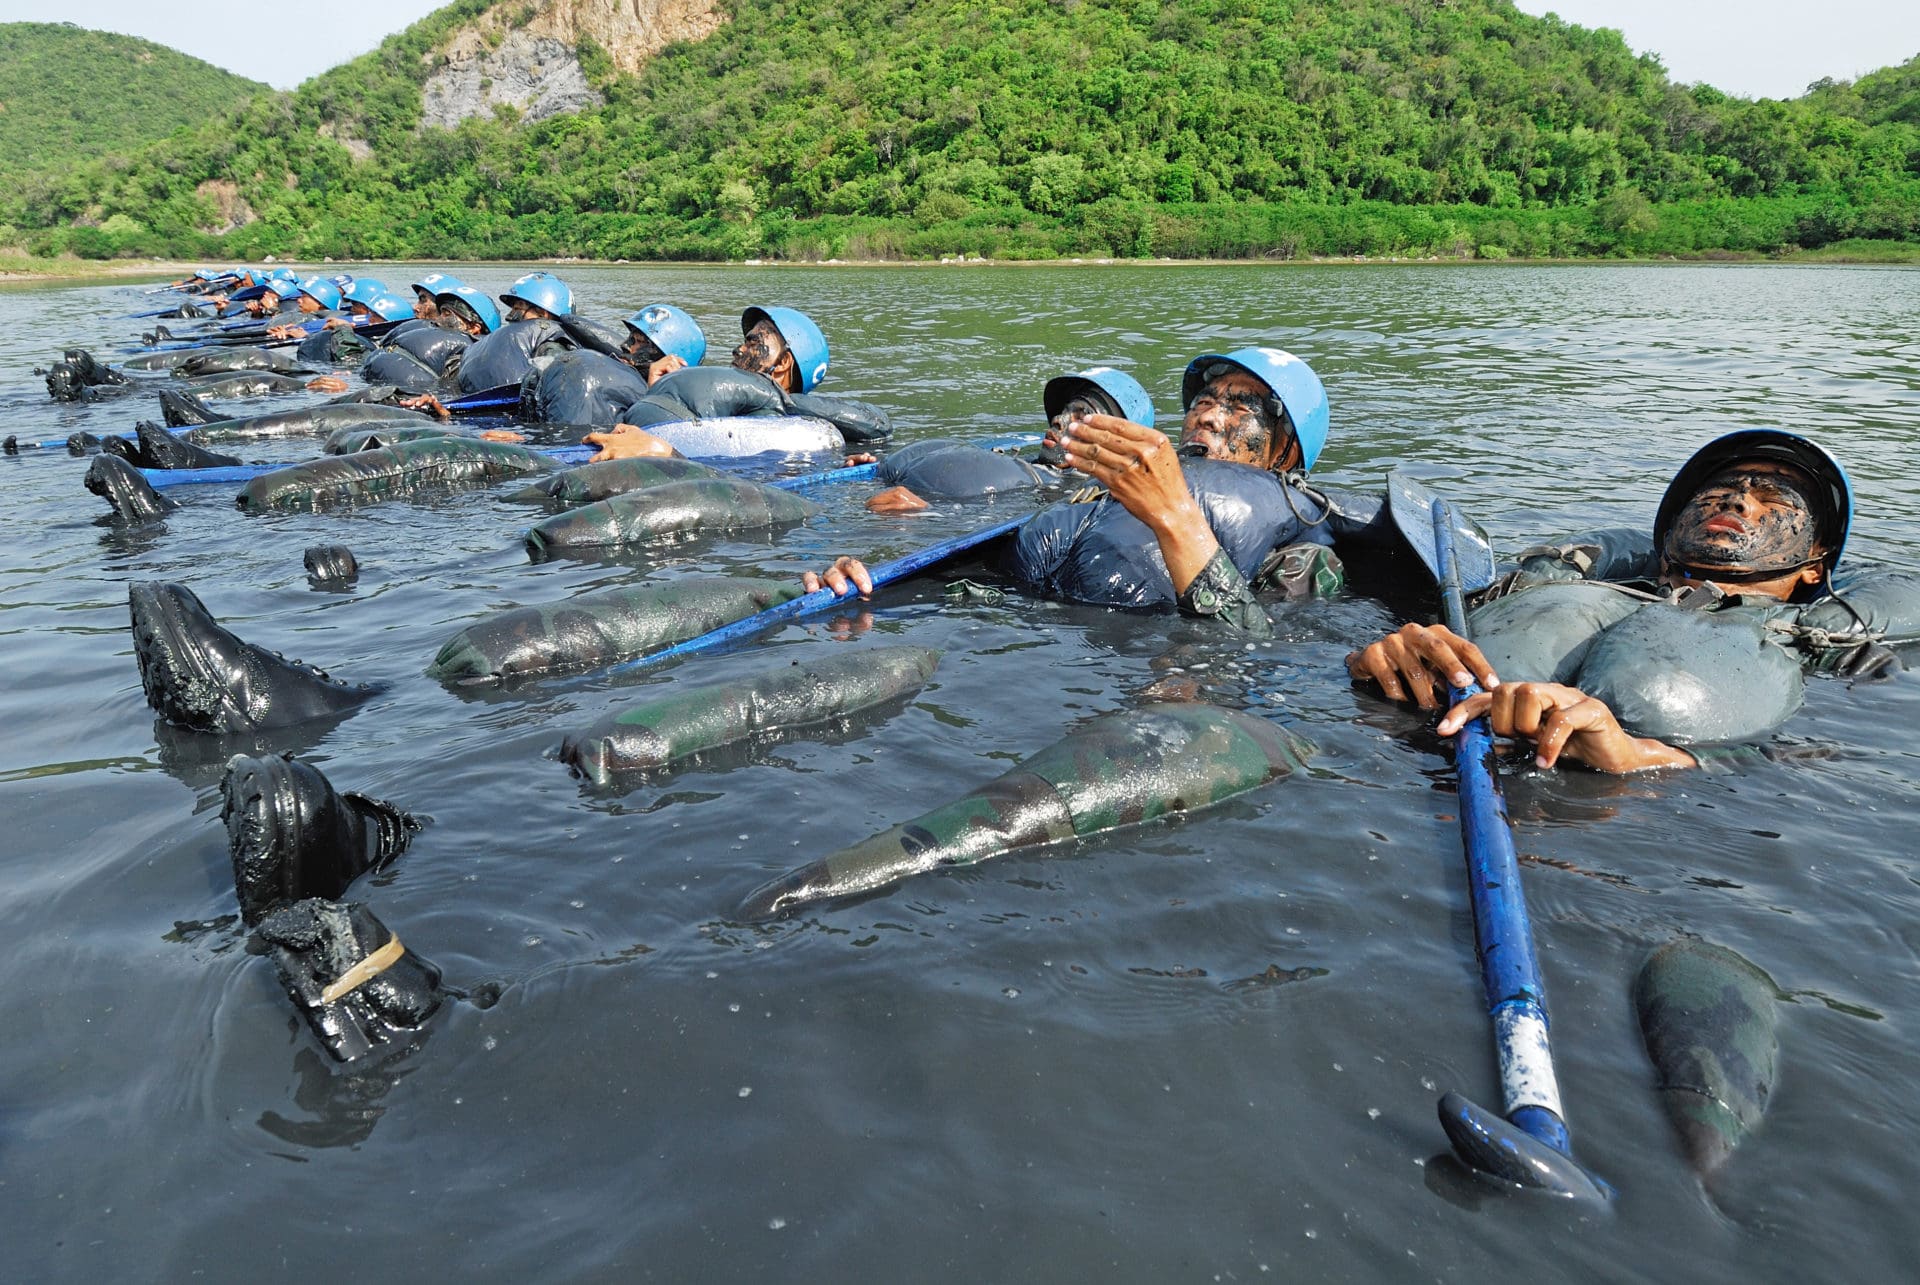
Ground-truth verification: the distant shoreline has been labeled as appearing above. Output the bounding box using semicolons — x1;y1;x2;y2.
4;243;1917;286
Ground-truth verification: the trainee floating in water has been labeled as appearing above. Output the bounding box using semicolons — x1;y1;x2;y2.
736;704;1314;920
1348;429;1918;766
552;306;893;449
806;351;1413;628
560;646;939;784
1348;430;1908;1180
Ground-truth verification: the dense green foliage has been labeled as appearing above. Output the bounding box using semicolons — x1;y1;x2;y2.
0;23;267;181
6;2;1918;261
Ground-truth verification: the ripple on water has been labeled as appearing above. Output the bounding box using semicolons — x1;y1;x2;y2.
2;263;1919;1280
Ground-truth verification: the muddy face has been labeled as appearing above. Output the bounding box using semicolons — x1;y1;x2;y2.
732;320;795;388
1663;462;1821;574
623;329;665;368
1041;393;1112;464
1179;369;1291;468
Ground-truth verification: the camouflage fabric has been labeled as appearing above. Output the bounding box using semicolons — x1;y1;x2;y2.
737;704;1315;918
509;455;728;507
1253;540;1346;599
237;437;557;512
1634;938;1781;1174
525;477;820;558
1176;547;1271;636
561;646;940;783
427;575;805;684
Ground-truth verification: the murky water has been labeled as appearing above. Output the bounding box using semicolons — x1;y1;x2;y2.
2;263;1918;1281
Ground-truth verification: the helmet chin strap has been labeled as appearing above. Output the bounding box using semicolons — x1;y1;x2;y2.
1665;555;1822;585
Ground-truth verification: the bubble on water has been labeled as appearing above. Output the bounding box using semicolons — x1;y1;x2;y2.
569;899;585;909
483;1035;497;1051
1367;1107;1381;1120
524;936;542;948
1002;987;1020;998
1420;1076;1435;1091
1304;1229;1317;1240
728;1002;741;1013
738;1086;752;1098
706;970;719;979
768;1216;786;1230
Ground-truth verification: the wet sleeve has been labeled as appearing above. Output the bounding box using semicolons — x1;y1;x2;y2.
1251;542;1346;599
1176;547;1274;637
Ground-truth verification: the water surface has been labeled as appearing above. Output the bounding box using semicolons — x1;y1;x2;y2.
2;263;1918;1281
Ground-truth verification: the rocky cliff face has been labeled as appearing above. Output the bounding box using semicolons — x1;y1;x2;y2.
421;0;726;129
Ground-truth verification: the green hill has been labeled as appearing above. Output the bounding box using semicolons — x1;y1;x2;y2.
0;23;267;180
8;1;1918;262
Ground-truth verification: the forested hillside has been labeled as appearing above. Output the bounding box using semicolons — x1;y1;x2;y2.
0;23;267;181
7;1;1918;262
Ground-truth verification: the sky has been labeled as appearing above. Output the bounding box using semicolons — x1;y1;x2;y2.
3;0;1918;99
1511;0;1920;98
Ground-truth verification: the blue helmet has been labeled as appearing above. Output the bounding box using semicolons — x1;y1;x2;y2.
1655;429;1853;581
1043;366;1154;429
328;273;355;289
625;304;707;367
411;271;464;298
343;278;389;306
293;277;342;310
365;293;417;323
501;272;573;319
437;285;502;334
1182;347;1329;471
743;306;829;392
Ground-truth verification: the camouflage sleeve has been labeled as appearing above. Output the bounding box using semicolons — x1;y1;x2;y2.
1251;541;1346;599
1176;547;1273;637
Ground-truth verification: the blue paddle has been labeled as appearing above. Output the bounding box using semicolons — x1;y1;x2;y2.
601;512;1032;676
1384;471;1612;1201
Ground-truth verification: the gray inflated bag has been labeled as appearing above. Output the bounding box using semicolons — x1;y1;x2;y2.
1576;603;1804;744
1468;581;1644;684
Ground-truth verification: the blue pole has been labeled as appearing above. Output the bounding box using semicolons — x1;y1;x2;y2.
601;513;1030;675
1432;496;1571;1156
